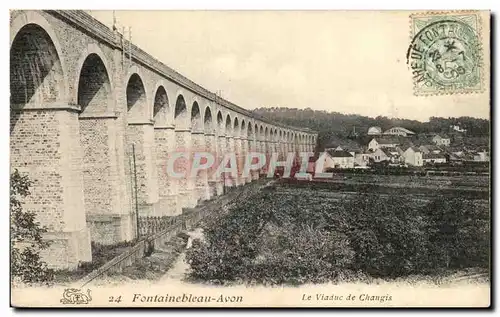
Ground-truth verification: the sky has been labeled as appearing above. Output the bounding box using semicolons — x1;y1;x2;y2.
88;10;490;122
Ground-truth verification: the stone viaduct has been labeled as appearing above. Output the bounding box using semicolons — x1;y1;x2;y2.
10;10;318;269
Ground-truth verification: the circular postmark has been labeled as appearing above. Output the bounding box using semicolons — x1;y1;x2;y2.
406;19;481;92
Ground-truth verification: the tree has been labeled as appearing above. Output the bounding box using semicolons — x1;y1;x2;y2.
10;169;54;284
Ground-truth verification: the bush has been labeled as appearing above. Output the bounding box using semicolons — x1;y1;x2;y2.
186;187;490;285
10;169;54;284
341;194;430;277
186;192;355;285
423;198;489;269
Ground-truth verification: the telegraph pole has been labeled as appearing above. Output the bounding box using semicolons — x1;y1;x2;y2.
132;144;140;239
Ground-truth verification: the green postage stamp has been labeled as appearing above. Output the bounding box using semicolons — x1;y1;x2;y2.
407;11;484;96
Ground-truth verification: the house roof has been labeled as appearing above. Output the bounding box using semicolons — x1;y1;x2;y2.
406;146;422;153
433;134;450;139
448;153;463;160
384;127;415;134
381;148;397;157
384;146;399;153
446;145;465;153
327;150;353;158
423;153;446;159
374;137;400;145
324;138;361;151
421;144;442;151
367;126;382;134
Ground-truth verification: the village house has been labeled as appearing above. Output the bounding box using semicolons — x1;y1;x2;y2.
384;147;402;163
450;124;467;133
324;150;355;169
383;127;416;137
473;150;490;162
354;151;371;167
446;145;465;158
423;153;447;165
324;140;361;153
447;152;464;164
368;137;400;151
403;146;423;166
370;148;390;163
370;147;401;164
432;134;451;146
419;144;444;155
367;126;382;135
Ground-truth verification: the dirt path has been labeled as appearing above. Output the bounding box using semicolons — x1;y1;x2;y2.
158;253;189;282
157;227;205;283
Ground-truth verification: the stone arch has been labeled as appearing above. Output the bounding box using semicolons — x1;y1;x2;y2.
247;123;253;139
77;53;112;115
126;72;148;121
74;43;114;108
203;106;214;134
259;125;264;139
233;117;239;137
10;23;66;110
10;11;69;106
174;94;189;129
76;51;116;242
191;101;202;132
225;114;232;136
217;110;224;135
153;85;169;127
240;119;246;138
265;126;270;141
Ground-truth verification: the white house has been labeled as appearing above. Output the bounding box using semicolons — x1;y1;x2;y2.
432;134;451;146
383;127;415;137
451;125;467;133
473;151;489;162
367;126;382;135
371;147;401;164
354;152;370;167
371;148;390;163
324;150;355;169
403;146;423;166
368;138;400;151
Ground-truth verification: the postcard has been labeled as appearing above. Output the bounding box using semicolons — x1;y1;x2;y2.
10;9;490;308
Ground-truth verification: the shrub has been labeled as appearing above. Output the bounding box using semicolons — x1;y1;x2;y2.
423;198;489;269
341;194;430;277
10;169;54;284
186;192;355;285
186;186;489;285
